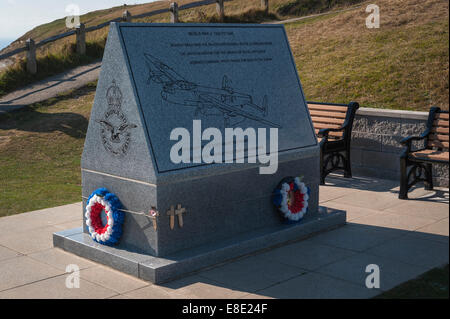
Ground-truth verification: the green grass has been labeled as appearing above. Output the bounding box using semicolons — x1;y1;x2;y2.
276;0;364;16
0;83;96;217
376;264;449;299
183;8;279;23
287;0;449;111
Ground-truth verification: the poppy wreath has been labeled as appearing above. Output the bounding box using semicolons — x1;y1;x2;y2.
272;176;310;222
85;188;124;246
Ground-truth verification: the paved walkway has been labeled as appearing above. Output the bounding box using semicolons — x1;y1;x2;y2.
0;61;101;114
0;175;448;299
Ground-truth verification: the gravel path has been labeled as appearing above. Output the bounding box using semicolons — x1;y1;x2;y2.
0;60;101;114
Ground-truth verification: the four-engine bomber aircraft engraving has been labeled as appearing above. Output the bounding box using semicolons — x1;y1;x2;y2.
144;53;281;128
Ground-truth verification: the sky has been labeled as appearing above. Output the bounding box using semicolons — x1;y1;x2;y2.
0;0;158;48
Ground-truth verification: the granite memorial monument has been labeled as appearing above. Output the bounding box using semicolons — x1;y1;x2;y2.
54;22;346;283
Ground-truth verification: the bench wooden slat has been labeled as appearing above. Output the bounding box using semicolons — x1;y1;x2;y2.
433;119;449;128
309;110;346;119
431;127;449;134
308;104;347;113
429;134;449;142
311;116;345;125
313;122;342;130
410;149;449;162
435;113;449;120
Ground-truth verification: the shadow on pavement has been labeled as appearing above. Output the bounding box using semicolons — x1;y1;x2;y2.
323;174;449;204
157;224;448;299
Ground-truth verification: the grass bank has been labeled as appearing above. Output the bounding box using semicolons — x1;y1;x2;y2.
0;83;95;217
287;0;449;110
376;264;449;299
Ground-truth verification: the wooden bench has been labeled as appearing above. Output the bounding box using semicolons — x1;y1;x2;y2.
399;106;449;199
307;101;360;184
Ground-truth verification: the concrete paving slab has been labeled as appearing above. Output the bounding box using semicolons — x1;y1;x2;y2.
240;293;274;299
197;254;307;292
255;272;380;299
257;240;356;271
384;200;449;221
28;248;97;271
324;174;399;192
367;234;449;270
350;211;437;232
53;219;83;231
306;223;406;252
319;185;355;203
79;265;149;294
0;225;60;254
0;256;63;291
316;252;429;292
159;275;250;299
120;284;179;299
390;186;449;203
321;201;381;221
331;191;401;211
0;244;22;262
122;274;248;299
410;218;449;243
0;203;80;236
109;294;129;299
0;274;116;299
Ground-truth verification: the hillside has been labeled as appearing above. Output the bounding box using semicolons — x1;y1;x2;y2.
0;0;363;59
288;0;449;110
0;0;448;110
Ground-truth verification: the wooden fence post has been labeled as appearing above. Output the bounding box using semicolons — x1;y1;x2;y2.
122;10;132;22
170;2;179;23
76;23;86;55
262;0;269;13
26;38;37;74
216;0;224;22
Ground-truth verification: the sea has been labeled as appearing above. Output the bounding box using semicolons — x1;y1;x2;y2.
0;39;14;51
0;39;14;70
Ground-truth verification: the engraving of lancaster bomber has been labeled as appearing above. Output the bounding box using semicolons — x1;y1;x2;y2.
144;53;281;128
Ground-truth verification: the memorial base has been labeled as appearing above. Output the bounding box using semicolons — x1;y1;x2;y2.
53;206;345;284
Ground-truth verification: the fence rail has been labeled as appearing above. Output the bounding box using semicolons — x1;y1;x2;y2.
0;0;265;73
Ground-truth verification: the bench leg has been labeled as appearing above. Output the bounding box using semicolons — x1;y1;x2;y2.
320;148;325;185
343;149;352;178
424;163;434;190
399;155;409;199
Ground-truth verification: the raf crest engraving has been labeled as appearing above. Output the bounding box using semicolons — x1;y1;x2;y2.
97;80;137;156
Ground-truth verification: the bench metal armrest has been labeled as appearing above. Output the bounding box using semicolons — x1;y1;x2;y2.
400;131;430;152
317;126;344;138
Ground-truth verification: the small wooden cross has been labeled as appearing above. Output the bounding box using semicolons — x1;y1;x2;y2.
148;209;159;231
167;205;176;230
175;204;186;228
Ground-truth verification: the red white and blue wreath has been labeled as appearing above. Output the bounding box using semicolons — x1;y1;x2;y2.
272;176;310;222
85;188;124;246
